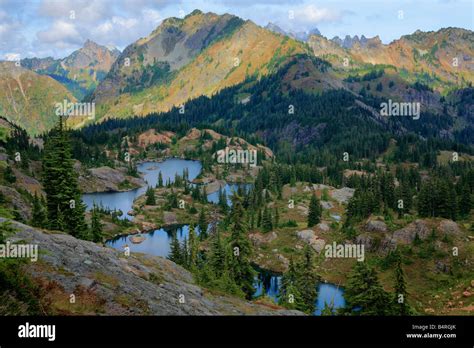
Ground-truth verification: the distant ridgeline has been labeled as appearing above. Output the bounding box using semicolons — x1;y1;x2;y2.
68;55;474;183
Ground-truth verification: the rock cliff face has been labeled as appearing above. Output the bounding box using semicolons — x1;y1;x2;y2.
2;218;303;315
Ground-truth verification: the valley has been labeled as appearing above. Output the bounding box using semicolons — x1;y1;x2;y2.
0;6;473;319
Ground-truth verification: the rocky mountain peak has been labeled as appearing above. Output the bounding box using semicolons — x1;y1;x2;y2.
265;22;321;42
83;39;100;49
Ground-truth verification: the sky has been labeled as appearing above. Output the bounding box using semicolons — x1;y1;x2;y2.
1;0;473;60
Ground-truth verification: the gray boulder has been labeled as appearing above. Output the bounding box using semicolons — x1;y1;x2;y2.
391;219;430;244
364;220;388;233
437;220;461;236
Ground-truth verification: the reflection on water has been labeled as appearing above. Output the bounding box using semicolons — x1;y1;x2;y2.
253;269;346;316
106;224;200;257
82;159;202;220
206;183;252;205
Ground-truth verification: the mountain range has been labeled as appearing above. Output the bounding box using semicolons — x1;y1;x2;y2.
0;10;472;136
265;22;321;42
21;39;120;100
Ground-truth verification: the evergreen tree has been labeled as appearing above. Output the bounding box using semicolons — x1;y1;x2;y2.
279;250;318;314
458;182;472;218
218;188;228;213
290;168;297;187
209;228;226;277
201;186;208;203
307;194;322;227
169;235;182;265
198;208;208;240
400;180;413;212
90;204;104;243
55;205;65;232
42;116;88;239
145;186;156;205
31;193;47;228
274;207;280;228
393;250;411;315
279;258;301;309
226;195;256;299
181;236;189;267
343;262;393;315
188;224;199;269
295;245;319;313
417;181;433;217
262;206;273;232
3;165;16;183
157;171;163;187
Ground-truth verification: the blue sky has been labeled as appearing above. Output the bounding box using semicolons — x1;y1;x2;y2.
1;0;472;60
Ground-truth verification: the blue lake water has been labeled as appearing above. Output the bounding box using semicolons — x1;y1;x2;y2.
252;268;345;315
106;223;345;316
106;225;196;257
314;283;346;315
90;157;345;315
206;183;253;205
82;159;202;220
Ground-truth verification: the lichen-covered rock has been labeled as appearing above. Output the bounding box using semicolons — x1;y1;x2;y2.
296;229;326;252
249;231;277;247
163;212;178;225
391;219;430;244
0;185;32;221
364;220;388;233
330;187;355;204
320;201;333;209
277;254;290;270
355;234;374;251
437;220;461;236
316;222;330;232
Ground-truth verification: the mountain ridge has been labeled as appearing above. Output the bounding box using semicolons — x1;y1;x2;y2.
20;40;120;100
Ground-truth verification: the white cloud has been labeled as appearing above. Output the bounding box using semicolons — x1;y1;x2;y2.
142;8;162;25
3;52;21;61
37;20;82;45
111;16;138;29
39;0;111;23
293;5;342;24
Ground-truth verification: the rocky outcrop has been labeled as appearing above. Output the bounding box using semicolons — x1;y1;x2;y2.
78;166;145;193
137;129;174;148
390;219;430;244
0;185;31;221
320;201;333;209
437;220;461;236
296;230;326;252
330;187;355;204
316;222;330;232
1;218;303;315
249;232;277;247
163;212;178;225
12;167;43;196
364;220;388;233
